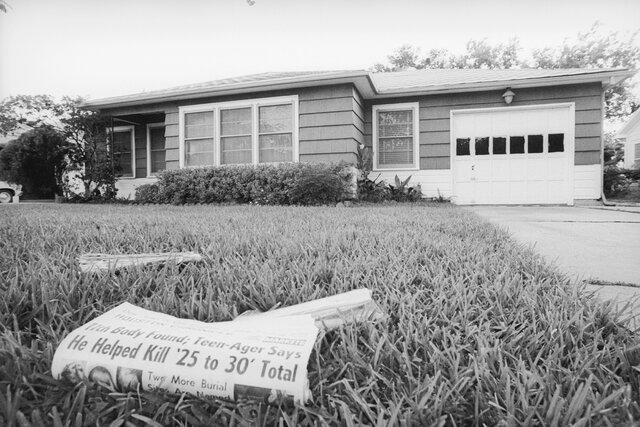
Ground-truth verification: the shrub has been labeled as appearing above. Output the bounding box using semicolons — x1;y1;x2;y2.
355;144;423;202
141;162;353;205
603;165;632;197
0;126;68;198
135;183;160;203
289;169;348;205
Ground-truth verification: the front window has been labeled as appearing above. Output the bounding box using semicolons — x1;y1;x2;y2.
180;96;297;168
184;111;214;167
259;104;293;163
111;127;134;177
373;103;419;170
148;124;167;174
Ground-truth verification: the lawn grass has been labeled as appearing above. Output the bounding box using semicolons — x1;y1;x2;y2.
1;203;639;425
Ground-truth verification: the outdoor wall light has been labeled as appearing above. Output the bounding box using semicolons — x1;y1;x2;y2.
502;88;515;104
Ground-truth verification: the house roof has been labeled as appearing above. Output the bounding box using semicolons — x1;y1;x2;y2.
82;67;634;110
618;108;640;138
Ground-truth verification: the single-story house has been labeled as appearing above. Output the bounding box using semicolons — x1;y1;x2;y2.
618;108;640;169
82;67;633;205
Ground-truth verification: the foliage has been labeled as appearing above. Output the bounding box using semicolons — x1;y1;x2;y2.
141;162;353;205
604;131;625;166
372;38;522;71
0;126;68;197
603;166;632;198
372;23;639;120
531;23;640;119
388;175;422;202
0;95;119;201
355;144;423;202
62;106;118;201
1;204;639;425
0;95;70;136
134;183;160;204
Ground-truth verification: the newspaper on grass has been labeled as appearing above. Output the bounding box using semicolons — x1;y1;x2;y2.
51;303;318;404
51;289;383;404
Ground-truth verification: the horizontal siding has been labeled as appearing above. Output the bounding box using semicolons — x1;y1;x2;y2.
363;83;603;170
300;153;357;163
298;85;363;163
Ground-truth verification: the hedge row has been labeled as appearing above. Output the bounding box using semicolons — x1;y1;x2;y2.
135;163;355;205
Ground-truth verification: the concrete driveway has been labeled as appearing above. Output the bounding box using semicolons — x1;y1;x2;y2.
468;206;640;285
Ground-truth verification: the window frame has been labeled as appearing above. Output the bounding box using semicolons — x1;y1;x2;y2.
178;95;299;168
372;102;420;171
108;125;136;179
146;122;166;177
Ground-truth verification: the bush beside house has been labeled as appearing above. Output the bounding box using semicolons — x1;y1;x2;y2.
136;162;355;205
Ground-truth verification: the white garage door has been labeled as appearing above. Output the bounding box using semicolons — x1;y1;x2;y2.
451;104;574;205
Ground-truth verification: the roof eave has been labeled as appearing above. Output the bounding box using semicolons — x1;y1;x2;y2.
81;71;373;110
372;69;635;98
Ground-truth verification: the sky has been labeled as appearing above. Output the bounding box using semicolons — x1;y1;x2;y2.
1;0;639;100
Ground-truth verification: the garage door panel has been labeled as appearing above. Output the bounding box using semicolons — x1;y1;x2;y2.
527;158;549;180
452;104;572;205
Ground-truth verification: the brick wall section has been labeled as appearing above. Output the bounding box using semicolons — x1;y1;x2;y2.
363;82;603;169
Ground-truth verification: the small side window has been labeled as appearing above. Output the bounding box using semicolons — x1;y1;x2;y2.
510;136;525;154
548;133;564;153
475;137;489;155
493;137;507;155
456;138;470;156
528;134;543;153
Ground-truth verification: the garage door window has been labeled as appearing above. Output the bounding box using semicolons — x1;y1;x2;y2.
493;137;507;155
373;103;419;170
548;133;564;153
528;134;544;153
475;137;490;155
456;138;470;156
510;136;525;154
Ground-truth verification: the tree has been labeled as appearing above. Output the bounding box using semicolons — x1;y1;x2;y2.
0;95;119;200
0;95;68;136
0;126;68;197
62;106;118;200
372;38;523;71
372;23;639;120
531;23;639;119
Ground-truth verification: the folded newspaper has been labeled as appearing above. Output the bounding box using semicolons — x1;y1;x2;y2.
51;289;382;404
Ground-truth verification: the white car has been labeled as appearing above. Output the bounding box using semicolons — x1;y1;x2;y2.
0;181;21;203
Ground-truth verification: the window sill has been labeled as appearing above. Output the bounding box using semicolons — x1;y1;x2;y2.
373;167;420;172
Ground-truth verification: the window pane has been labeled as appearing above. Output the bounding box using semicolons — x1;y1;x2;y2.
221;135;252;164
151;150;166;173
149;127;165;150
528;134;543;153
456;138;470;156
112;130;132;151
377;110;413;137
259;133;292;162
510;136;525;154
548;133;564;153
185;138;214;166
378;137;413;166
259;105;292;133
185;112;214;138
112;130;132;176
493;137;507;154
475;137;489;155
221;108;252;136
